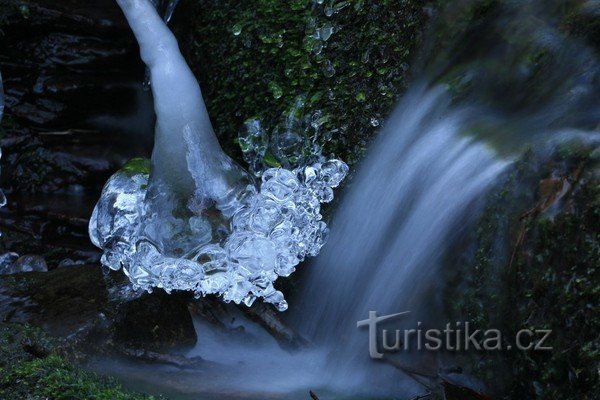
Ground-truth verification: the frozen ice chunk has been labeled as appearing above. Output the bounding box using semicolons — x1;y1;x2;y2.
89;161;149;271
89;159;347;311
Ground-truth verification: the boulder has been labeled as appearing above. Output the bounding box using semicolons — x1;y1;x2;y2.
0;264;197;352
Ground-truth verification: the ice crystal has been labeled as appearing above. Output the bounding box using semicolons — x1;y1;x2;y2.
90;159;347;311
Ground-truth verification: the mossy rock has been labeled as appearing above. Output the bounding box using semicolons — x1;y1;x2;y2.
0;322;156;399
190;0;427;169
0;352;156;400
443;143;600;399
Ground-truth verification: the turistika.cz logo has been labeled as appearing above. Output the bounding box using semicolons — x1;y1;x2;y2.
357;311;552;359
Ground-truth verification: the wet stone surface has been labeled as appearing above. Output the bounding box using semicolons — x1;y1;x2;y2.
0;265;197;351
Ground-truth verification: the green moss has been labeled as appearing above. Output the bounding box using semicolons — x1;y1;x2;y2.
121;157;152;175
504;178;599;399
191;0;427;169
0;324;58;370
444;145;600;398
0;355;155;400
0;323;156;400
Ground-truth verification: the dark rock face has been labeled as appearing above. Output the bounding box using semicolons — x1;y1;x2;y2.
0;0;156;267
0;0;140;129
443;142;599;399
0;265;109;338
0;265;197;351
113;290;197;351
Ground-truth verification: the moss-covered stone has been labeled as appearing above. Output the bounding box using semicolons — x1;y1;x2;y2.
0;354;155;399
0;323;156;400
444;142;599;399
191;0;427;169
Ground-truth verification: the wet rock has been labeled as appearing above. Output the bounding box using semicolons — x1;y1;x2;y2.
0;253;51;276
0;265;108;336
0;265;197;351
0;0;129;34
13;146;113;192
57;258;85;268
113;290;197;351
118;348;204;369
1;255;48;274
0;252;19;271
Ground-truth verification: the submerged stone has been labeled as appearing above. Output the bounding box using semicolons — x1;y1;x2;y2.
0;252;19;273
0;254;48;275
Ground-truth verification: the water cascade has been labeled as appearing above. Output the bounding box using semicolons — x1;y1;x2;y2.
89;0;347;311
185;83;510;399
289;84;509;395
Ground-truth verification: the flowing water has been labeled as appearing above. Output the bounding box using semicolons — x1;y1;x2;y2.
283;2;600;395
288;84;509;395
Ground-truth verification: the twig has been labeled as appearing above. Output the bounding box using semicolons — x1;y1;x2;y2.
509;161;586;278
118;347;204;369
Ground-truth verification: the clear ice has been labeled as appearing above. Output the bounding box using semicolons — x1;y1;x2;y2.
89;0;347;311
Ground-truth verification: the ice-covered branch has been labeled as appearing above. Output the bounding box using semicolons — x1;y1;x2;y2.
117;0;237;200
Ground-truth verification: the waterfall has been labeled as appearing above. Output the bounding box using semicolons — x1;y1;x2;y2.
183;83;510;399
288;84;509;394
91;0;598;397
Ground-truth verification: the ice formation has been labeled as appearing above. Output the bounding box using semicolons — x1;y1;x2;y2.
90;159;347;311
89;0;347;311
